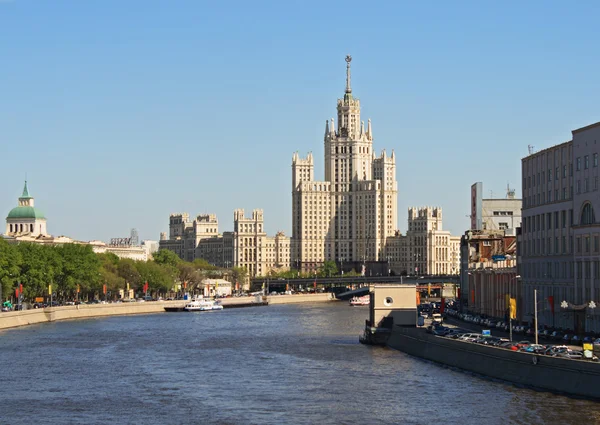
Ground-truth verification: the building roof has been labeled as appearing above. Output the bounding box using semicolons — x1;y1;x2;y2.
20;181;32;199
7;206;46;220
572;121;600;135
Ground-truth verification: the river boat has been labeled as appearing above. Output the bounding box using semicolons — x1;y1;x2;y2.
349;295;370;306
184;298;224;312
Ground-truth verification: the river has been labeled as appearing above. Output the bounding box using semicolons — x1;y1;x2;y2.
0;302;599;424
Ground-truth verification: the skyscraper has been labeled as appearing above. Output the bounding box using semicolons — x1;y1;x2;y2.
291;56;398;272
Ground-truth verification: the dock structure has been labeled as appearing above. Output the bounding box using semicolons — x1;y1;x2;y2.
360;284;418;345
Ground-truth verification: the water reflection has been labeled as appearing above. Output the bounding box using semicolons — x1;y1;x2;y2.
0;303;599;424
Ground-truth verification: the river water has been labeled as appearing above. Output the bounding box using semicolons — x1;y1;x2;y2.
1;302;599;424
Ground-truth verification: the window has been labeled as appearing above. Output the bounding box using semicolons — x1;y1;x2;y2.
554;211;559;229
595;153;598;167
585;155;589;169
548;169;552;182
585;236;590;253
585;178;589;193
547;213;552;229
562;210;566;228
563;165;567;178
581;202;596;225
577;157;581;171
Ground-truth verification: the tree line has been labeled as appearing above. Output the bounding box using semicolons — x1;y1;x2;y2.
0;239;247;302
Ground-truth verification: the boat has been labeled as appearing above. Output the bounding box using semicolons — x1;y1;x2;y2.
349;295;370;306
184;298;224;312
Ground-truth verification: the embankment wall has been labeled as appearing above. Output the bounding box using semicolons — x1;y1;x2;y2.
0;293;334;331
387;326;600;399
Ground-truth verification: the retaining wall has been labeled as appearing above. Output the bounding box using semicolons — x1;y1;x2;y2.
0;294;335;331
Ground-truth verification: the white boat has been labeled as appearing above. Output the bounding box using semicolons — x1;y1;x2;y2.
349;295;370;306
184;298;224;312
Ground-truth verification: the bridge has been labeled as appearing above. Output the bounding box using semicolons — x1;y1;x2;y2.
250;275;459;299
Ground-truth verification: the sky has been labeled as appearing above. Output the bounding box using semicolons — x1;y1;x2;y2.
2;1;600;243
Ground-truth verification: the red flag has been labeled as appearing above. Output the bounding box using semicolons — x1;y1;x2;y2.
183;281;187;289
548;296;554;314
235;282;239;291
103;284;107;295
15;288;19;298
19;283;23;294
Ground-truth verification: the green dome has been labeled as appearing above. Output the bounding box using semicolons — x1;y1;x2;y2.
7;206;46;220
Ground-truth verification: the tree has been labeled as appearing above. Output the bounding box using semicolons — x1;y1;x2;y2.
136;261;176;294
318;261;338;277
117;259;142;289
0;239;22;301
16;243;61;299
54;244;101;299
153;249;182;268
231;267;247;291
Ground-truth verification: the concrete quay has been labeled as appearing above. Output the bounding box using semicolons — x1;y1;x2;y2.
0;293;335;331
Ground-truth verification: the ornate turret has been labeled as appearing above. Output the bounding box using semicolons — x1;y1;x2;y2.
6;181;48;237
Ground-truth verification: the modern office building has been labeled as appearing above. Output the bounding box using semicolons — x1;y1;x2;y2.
291;56;398;273
521;121;600;333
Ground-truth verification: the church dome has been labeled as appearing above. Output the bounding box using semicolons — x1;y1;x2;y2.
7;206;45;220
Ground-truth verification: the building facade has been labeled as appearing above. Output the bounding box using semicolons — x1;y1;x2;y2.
521;122;600;333
291;56;398;272
159;209;290;277
460;229;519;320
387;207;460;276
471;182;522;232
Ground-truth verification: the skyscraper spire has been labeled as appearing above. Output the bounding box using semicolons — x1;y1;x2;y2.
345;55;352;93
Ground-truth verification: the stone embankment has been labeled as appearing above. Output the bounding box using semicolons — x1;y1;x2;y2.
0;293;335;330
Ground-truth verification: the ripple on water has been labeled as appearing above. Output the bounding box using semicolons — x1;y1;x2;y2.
1;304;600;425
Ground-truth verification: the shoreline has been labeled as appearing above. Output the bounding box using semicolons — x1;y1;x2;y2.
0;293;336;331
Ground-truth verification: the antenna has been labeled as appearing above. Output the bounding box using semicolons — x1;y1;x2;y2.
528;145;535;155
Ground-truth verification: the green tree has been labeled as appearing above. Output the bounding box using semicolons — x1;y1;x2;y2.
318;261;338;277
153;249;182;268
55;244;101;299
0;239;22;301
231;267;247;290
16;243;61;299
117;259;142;290
136;261;176;294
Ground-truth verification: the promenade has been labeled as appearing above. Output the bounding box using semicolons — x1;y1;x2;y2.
0;293;335;331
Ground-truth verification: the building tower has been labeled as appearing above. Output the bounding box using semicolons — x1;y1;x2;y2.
291;56;398;273
5;181;48;237
130;228;139;246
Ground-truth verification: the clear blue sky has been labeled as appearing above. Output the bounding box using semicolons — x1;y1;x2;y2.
2;1;600;242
